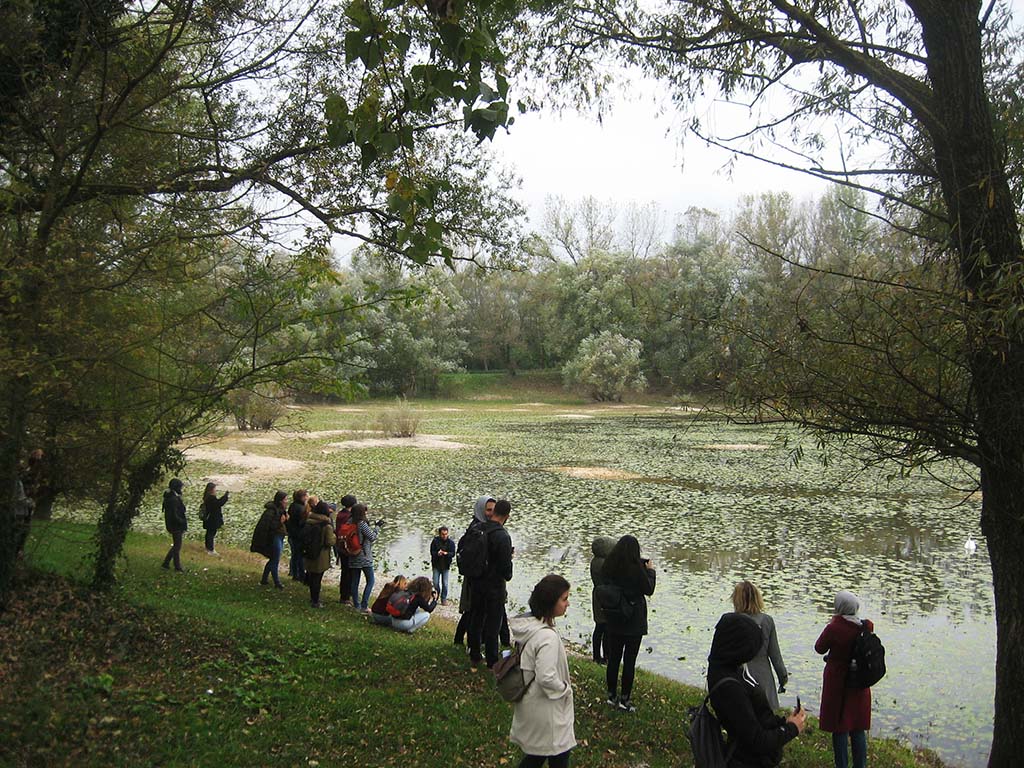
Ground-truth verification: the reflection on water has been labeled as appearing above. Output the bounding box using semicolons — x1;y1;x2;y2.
132;411;993;768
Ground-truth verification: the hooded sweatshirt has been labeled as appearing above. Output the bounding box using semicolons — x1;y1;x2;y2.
163;480;187;533
707;613;797;768
508;613;576;757
589;536;617;623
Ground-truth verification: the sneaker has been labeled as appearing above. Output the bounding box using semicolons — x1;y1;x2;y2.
274;583;284;590
617;698;637;713
161;563;170;570
311;602;324;609
606;693;618;706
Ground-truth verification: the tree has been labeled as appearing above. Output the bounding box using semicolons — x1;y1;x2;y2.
0;0;521;596
532;1;1024;761
563;331;647;401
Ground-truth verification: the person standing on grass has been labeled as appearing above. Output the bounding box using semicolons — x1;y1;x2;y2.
589;536;616;665
200;481;230;555
708;611;806;767
454;495;495;645
389;576;439;633
467;498;513;669
347;502;383;612
509;574;576;768
254;490;288;589
161;478;187;572
732;580;789;710
335;494;356;604
430;525;455;604
286;489;308;582
601;534;656;712
816;590;873;768
303;500;336;608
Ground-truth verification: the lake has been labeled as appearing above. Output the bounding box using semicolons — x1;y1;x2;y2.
136;402;994;767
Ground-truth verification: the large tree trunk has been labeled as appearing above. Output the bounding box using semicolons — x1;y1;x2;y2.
912;2;1024;764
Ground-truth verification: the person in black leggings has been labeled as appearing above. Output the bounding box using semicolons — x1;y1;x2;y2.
599;535;656;712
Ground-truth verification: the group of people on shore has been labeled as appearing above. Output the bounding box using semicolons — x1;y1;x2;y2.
160;479;874;768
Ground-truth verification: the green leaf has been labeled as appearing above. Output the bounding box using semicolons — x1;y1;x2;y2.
360;142;378;170
361;43;381;71
344;31;366;65
344;0;372;28
479;81;498;101
374;132;400;156
325;94;349;123
393;32;411;55
425;219;444;242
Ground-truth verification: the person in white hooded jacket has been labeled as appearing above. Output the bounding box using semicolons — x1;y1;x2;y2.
508;574;576;768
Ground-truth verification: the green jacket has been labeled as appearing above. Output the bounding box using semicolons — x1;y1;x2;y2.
302;512;336;574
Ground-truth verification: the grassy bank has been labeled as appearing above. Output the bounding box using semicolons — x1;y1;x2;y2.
2;522;943;768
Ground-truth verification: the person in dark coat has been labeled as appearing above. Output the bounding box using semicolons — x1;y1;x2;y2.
335;494;356;603
251;490;288;588
430;525;455;603
467;498;513;669
590;535;616;664
600;534;656;712
161;478;187;572
200;481;229;555
286;489;308;581
816;590;873;768
453;495;494;645
707;612;806;768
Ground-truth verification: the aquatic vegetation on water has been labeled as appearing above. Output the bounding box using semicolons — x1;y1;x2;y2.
116;402;992;767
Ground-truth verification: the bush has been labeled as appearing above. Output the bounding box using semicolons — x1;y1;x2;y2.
377;397;420;437
563;332;647;402
226;385;288;431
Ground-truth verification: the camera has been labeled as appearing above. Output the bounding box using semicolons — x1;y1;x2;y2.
373;518;386;528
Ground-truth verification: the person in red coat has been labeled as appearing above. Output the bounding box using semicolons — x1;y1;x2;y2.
815;590;872;768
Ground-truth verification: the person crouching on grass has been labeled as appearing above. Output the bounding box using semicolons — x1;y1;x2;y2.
508;574;575;768
389;576;439;633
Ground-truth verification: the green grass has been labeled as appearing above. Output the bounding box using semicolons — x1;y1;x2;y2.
1;522;944;768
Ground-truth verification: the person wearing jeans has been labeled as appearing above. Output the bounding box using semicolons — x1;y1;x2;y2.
161;478;187;572
390;576;438;633
347;503;381;610
258;490;289;589
816;591;873;768
430;525;455;603
286;489;308;581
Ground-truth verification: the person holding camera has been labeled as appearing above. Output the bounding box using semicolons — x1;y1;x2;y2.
347;502;383;612
600;535;656;712
430;525;455;604
390;576;439;633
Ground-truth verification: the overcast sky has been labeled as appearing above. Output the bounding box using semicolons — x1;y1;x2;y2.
491;1;1024;238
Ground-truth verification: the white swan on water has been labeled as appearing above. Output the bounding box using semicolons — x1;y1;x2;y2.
964;537;978;555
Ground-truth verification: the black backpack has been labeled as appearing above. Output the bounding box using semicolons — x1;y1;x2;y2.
594;583;637;626
847;621;886;689
301;520;327;560
688;677;739;768
456;521;489;578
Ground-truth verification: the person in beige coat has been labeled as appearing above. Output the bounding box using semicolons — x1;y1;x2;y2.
508;574;576;768
303;500;336;608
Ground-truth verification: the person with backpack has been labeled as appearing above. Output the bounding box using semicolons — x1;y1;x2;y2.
388;575;438;633
370;575;408;626
508;574;575;768
430;525;455;604
200;481;230;556
589;536;616;665
251;490;288;589
335;494;357;604
302;500;336;608
467;498;514;669
286;489;308;582
816;591;873;768
706;612;806;768
732;580;788;710
161;478;187;572
454;495;494;645
347;502;383;612
600;535;656;712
